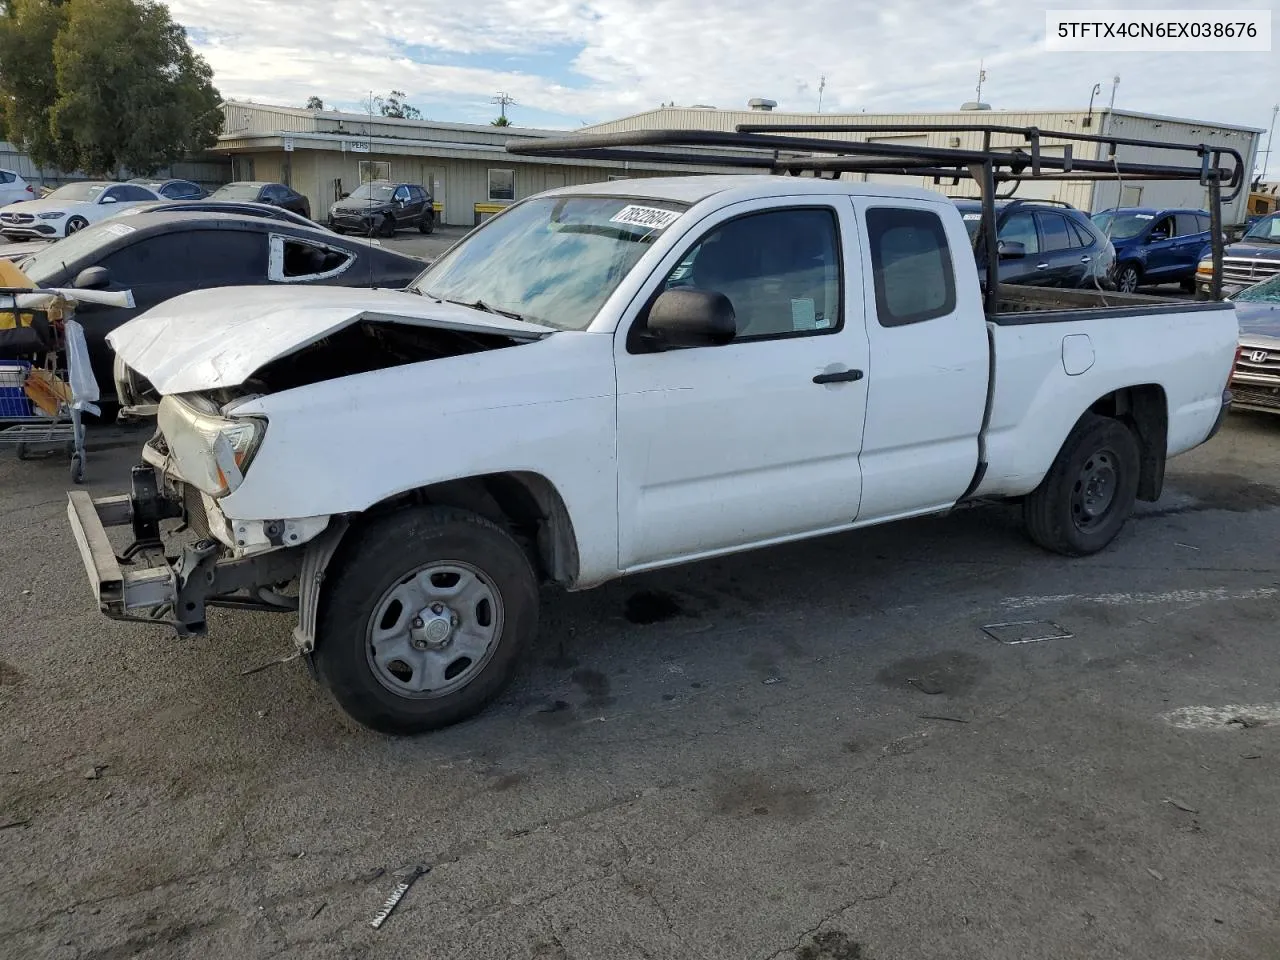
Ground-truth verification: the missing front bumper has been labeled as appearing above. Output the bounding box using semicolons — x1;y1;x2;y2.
66;480;306;637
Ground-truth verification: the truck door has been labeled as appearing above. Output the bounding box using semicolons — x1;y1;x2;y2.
849;197;990;521
614;197;870;570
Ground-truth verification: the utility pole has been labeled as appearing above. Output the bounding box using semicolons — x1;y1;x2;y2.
491;91;516;122
1262;103;1279;183
817;75;826;113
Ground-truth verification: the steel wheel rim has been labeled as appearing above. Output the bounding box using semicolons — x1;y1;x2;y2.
365;560;504;700
1118;268;1137;293
1071;448;1119;530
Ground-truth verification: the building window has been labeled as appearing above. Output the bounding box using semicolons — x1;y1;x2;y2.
488;168;515;202
359;160;390;183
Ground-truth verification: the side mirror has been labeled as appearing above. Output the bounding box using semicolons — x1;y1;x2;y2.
340;192;350;199
99;195;117;204
645;288;736;348
73;266;109;290
997;240;1026;260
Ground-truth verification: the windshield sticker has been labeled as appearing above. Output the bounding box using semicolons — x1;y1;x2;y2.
962;213;982;221
1134;214;1154;220
610;205;681;231
100;222;136;237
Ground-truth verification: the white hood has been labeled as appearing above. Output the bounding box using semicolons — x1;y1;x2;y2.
107;286;555;394
0;197;93;215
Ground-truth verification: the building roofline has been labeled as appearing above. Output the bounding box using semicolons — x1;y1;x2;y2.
222;99;566;138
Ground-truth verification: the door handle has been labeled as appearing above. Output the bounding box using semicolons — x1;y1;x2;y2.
1080;255;1092;263
813;368;864;384
1036;262;1050;270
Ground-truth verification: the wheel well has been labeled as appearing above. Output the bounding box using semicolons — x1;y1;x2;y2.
361;473;580;585
1088;384;1167;501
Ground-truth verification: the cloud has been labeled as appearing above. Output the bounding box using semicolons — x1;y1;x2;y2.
164;0;1277;132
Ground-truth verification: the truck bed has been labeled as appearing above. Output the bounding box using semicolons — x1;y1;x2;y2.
990;284;1230;322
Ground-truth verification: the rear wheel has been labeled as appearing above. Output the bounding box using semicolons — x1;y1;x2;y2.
1115;263;1141;293
1023;414;1141;556
65;216;88;235
313;506;539;734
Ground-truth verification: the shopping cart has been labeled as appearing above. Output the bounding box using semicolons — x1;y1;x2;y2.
0;288;97;483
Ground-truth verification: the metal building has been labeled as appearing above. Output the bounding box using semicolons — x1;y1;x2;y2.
214;101;727;228
580;104;1264;224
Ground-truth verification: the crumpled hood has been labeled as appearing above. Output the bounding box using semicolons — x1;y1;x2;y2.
107;286;555;394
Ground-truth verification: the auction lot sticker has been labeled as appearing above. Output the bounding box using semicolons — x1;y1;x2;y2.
610;205;681;230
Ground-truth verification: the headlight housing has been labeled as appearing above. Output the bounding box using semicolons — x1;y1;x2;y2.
37;211;65;220
157;395;265;497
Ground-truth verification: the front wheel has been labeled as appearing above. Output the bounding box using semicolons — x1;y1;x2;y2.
1115;263;1140;293
313;506;539;734
419;210;434;234
379;214;396;238
65;216;88;235
1023;414;1141;556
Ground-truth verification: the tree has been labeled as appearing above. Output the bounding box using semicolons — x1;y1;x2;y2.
305;96;324;110
491;115;510;127
0;0;222;176
376;90;421;121
0;0;78;170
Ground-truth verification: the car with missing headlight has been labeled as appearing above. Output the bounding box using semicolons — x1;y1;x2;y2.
0;181;160;239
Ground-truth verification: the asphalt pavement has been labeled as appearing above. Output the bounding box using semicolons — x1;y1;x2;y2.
2;410;1280;959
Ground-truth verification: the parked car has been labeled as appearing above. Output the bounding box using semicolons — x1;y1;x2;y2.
209;181;310;219
0;168;36;206
14;210;425;398
1090;207;1213;293
328;180;434;236
955;199;1116;288
0;181;160;239
107;198;328;231
1196;211;1280;299
71;177;1236;734
127;177;208;200
1225;274;1280;414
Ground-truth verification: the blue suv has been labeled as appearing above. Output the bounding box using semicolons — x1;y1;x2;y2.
1090;207;1213;293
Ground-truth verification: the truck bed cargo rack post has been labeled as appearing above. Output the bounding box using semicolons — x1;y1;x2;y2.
505;123;1244;314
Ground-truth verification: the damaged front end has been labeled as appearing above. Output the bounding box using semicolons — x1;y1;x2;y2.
67;391;344;642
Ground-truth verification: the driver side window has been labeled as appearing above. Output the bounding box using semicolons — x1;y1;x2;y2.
1151;215;1175;240
658;207;842;341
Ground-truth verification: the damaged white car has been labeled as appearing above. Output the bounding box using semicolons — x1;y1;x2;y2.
69;177;1237;734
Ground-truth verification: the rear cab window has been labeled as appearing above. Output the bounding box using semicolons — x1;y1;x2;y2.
865;207;957;326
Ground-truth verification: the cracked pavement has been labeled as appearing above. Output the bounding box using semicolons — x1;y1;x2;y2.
3;413;1280;959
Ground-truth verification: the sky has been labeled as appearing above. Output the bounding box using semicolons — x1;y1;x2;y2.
167;0;1278;147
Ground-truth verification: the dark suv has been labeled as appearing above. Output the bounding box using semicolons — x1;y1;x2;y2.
209;181;311;219
955;199;1116;289
327;181;434;236
1090;207;1213;292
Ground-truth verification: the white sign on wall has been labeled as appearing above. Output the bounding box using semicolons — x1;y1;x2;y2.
283;138;294;152
346;140;371;154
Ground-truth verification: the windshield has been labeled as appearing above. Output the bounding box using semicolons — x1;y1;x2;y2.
1091;212;1154;241
211;183;263;201
1243;215;1280;243
48;182;108;202
19;221;120;284
1236;274;1280;303
347;183;395;202
412;195;688;331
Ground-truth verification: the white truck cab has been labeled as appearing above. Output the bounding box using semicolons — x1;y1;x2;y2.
69;174;1237;734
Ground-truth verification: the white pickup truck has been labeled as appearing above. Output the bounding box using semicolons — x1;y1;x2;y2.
69;176;1237;733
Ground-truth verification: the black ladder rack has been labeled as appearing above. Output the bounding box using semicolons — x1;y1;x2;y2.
506;122;1243;309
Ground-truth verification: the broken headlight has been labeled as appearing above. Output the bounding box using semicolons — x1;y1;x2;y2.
157;395;265;498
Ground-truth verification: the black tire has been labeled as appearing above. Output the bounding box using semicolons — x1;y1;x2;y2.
1179;278;1196;293
379;213;396;238
313;506;539;735
1023;414;1141;557
65;216;88;235
1115;263;1141;294
419;210;434;234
